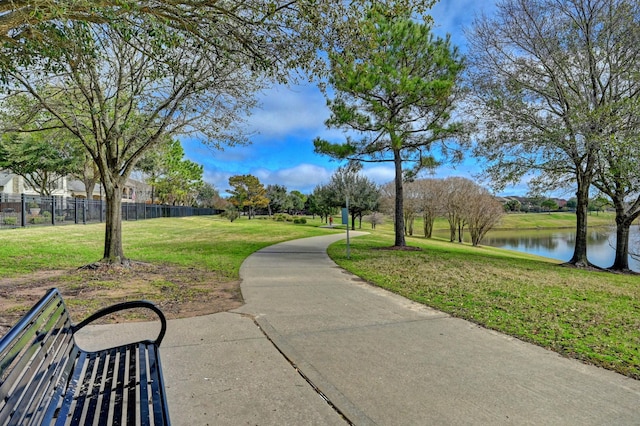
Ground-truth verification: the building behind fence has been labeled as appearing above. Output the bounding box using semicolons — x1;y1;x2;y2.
0;193;219;229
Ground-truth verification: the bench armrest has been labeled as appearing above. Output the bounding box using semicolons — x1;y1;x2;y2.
72;300;167;346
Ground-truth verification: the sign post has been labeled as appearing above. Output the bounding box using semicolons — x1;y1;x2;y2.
342;195;350;259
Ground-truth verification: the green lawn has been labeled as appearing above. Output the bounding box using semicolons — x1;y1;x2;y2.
0;215;336;278
493;211;616;230
418;211;616;233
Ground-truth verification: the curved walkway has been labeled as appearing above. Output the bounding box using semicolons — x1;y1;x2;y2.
235;233;640;425
82;232;640;425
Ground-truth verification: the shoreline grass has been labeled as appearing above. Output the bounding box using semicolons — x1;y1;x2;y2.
422;211;616;232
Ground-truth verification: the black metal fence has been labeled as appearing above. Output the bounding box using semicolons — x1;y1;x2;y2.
0;193;219;230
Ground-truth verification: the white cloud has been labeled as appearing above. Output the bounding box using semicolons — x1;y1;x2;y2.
362;165;396;186
253;163;334;193
203;169;234;195
430;0;497;47
247;84;329;138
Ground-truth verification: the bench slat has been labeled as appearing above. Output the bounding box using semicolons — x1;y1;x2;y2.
12;324;75;426
111;345;126;426
69;351;97;424
0;298;66;405
97;347;117;426
84;351;106;425
54;349;88;425
0;298;76;426
138;344;150;422
127;343;137;425
148;344;169;426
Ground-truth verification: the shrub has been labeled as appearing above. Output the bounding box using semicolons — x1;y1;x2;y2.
223;209;240;222
293;218;307;224
42;211;52;218
29;216;46;224
3;216;17;226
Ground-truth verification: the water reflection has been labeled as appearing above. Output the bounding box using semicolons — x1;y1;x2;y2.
434;225;640;272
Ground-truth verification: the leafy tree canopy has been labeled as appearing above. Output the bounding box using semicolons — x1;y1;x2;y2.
227;174;268;219
0;129;81;195
314;4;465;245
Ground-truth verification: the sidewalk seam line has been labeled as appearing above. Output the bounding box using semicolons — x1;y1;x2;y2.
248;315;355;426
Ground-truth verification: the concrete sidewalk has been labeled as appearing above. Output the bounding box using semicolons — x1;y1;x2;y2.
233;233;640;425
80;233;640;424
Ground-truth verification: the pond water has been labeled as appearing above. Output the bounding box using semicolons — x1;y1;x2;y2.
434;225;640;272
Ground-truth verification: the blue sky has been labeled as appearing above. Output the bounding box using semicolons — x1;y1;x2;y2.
182;0;519;197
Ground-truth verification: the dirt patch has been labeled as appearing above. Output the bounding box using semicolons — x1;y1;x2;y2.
0;263;243;336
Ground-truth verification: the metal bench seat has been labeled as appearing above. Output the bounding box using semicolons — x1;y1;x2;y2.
0;288;170;425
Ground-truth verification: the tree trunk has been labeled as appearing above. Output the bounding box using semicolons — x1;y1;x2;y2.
102;182;126;264
423;213;433;238
611;217;631;271
393;149;406;247
448;215;456;242
84;180;96;201
608;196;638;271
567;182;590;266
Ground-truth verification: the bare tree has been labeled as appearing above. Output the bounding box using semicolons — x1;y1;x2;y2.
592;106;640;271
414;178;444;238
364;212;385;229
403;181;421;236
463;187;504;246
378;182;396;220
441;177;476;243
467;0;640;268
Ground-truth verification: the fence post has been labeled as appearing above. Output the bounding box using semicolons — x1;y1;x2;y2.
20;193;26;227
82;199;87;224
51;196;56;225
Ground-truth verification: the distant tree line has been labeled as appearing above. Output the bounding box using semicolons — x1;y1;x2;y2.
226;169;505;247
379;177;503;246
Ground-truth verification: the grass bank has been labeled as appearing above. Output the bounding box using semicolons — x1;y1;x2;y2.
418;211;616;233
328;229;640;379
493;211;615;230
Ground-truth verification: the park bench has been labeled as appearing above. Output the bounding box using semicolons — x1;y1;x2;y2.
0;288;171;425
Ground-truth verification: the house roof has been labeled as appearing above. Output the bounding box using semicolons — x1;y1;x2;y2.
0;171;14;187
